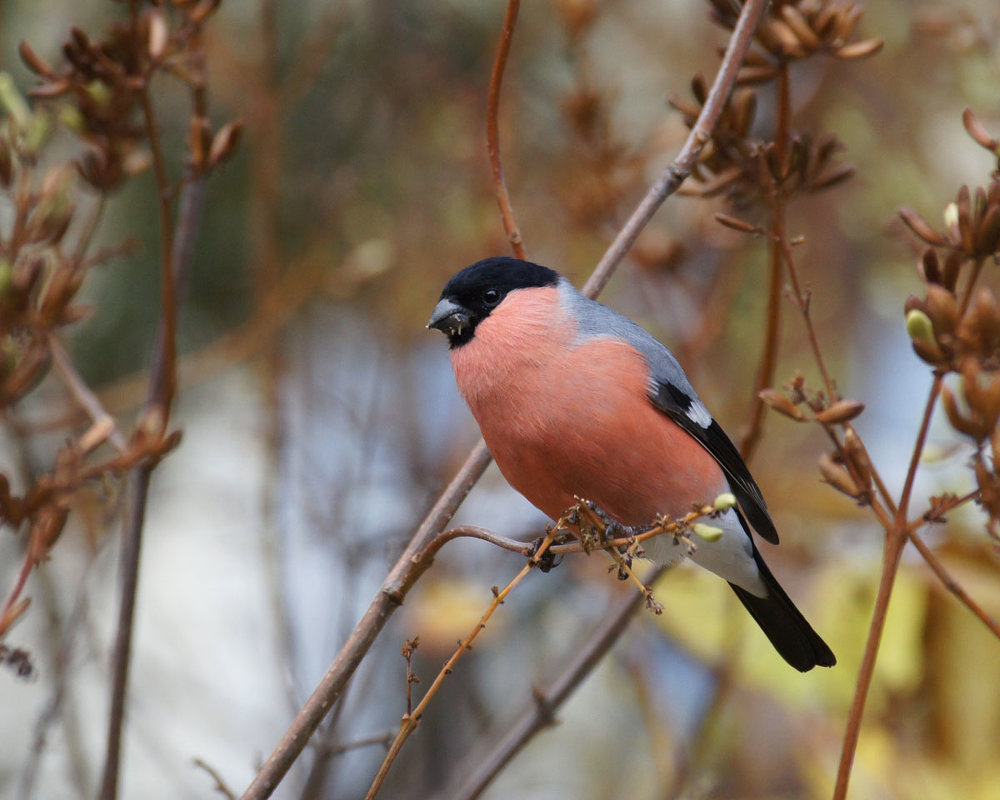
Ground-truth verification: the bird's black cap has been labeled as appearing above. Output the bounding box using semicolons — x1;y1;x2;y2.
428;257;559;347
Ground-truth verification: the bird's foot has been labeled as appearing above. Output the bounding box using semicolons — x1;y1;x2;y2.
530;535;560;573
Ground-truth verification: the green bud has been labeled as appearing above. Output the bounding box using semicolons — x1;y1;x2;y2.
713;492;737;511
693;523;724;542
85;80;111;108
905;309;936;344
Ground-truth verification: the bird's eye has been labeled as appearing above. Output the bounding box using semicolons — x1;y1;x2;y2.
482;288;502;307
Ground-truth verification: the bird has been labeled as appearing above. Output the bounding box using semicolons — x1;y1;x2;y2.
427;256;835;672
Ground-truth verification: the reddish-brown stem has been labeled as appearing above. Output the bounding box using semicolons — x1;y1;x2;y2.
906;528;1000;640
487;0;525;259
139;95;178;417
832;523;907;800
98;14;200;796
833;373;942;800
777;231;839;403
739;61;789;460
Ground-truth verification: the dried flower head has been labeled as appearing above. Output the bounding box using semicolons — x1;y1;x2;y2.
708;0;883;82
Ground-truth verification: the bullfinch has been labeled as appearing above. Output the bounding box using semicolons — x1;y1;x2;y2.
428;256;835;672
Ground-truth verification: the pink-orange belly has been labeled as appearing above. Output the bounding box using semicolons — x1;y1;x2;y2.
463;337;728;526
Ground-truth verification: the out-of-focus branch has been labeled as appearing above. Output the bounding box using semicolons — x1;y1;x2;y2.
239;2;769;796
97;9;211;793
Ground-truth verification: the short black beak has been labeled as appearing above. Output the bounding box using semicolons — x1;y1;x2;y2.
427;298;473;337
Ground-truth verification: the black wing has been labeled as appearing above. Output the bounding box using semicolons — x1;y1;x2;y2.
650;380;779;544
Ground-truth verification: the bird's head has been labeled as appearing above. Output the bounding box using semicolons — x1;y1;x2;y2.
427;257;559;348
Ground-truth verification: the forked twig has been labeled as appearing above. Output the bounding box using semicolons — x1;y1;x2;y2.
363;530;557;799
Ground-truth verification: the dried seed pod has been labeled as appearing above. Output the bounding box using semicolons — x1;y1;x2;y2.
814;399;866;425
714;213;759;234
942;251;963;292
759;387;807;421
958;288;1000;361
974;204;1000;255
208;120;243;167
0;138;12;189
919;249;941;285
737;64;780;85
843;428;874;491
809;163;855;192
942;384;986;440
899;206;946;246
924;284;960;337
956;185;974;253
962;108;999;152
780;4;822;50
818;452;860;498
911;337;947;366
18;41;55;77
835;38;884;59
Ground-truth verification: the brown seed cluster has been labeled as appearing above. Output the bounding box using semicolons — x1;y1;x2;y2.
670;84;857;209
0;2;234;639
760;375;873;504
709;0;883;77
19;2;239;189
901;108;1000;536
668;1;880;207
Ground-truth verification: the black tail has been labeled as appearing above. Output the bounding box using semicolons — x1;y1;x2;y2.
729;547;836;672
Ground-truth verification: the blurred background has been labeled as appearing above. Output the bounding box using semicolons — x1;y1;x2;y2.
1;1;1000;798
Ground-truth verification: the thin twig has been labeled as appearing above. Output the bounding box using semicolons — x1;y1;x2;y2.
47;334;128;453
739;62;789;460
487;0;525;259
194;758;238;800
363;531;556;800
98;468;152;800
238;1;769;795
446;567;667;800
